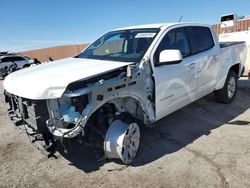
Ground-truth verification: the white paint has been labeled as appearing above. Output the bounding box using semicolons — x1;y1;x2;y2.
219;31;250;75
221;21;235;28
113;23;167;31
148;24;246;120
219;31;250;44
3;58;132;99
159;50;182;63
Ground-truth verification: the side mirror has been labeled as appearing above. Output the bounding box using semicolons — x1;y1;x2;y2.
159;49;182;64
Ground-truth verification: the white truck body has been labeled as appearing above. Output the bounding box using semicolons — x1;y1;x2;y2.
3;23;247;164
219;30;250;75
4;58;133;99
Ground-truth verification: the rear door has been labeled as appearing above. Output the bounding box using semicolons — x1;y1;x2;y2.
186;26;220;98
12;56;27;68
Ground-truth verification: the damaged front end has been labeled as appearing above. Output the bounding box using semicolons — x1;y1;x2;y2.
4;92;55;154
5;62;155;163
46;94;89;138
4;89;91;156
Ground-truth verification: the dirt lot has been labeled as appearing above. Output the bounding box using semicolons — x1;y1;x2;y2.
1;79;250;188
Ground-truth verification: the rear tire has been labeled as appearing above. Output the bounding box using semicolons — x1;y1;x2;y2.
23;64;30;68
214;70;238;104
8;64;17;74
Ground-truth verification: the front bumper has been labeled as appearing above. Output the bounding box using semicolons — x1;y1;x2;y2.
4;91;55;154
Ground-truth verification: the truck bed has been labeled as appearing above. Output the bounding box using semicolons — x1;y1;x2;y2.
219;41;245;48
219;41;247;77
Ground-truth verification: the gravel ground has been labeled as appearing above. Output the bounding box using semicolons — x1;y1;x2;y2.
1;79;250;188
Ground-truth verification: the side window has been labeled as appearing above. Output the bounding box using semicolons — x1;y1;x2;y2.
186;26;214;54
1;57;10;62
0;58;6;62
12;56;25;61
154;27;191;63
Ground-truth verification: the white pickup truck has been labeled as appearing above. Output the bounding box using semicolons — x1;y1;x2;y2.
3;23;246;164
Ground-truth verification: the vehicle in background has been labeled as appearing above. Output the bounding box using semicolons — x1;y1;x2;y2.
0;51;16;57
0;55;37;79
3;23;247;164
218;13;250;76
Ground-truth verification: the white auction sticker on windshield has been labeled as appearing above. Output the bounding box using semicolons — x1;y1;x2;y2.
135;33;156;38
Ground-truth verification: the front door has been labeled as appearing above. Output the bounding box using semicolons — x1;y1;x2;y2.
153;27;197;120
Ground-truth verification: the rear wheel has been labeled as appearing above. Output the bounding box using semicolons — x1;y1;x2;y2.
23;64;30;68
8;64;17;74
215;70;238;104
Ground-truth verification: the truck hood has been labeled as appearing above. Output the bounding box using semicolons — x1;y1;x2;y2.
4;57;133;99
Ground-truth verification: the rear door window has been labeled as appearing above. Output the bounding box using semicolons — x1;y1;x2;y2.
12;56;25;61
186;26;214;54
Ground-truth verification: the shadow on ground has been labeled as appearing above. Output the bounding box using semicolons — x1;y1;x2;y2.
59;88;250;173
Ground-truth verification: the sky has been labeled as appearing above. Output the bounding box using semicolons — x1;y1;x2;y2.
0;0;250;52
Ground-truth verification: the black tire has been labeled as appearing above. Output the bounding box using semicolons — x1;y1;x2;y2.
23;64;30;68
214;70;238;104
0;67;9;79
8;64;17;74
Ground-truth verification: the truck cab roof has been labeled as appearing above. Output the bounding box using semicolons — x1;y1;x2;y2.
113;22;212;31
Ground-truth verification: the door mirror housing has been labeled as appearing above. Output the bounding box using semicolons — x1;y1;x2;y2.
159;50;183;65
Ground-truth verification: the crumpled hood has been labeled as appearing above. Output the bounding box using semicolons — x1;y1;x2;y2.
4;57;133;99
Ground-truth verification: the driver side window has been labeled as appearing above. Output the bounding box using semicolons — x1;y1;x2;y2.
154;27;191;64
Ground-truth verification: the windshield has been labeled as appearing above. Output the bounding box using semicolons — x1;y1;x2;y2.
77;28;159;62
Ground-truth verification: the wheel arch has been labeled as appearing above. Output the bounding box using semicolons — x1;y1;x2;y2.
22;64;30;68
83;96;142;164
215;62;241;91
229;63;241;78
87;94;150;126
